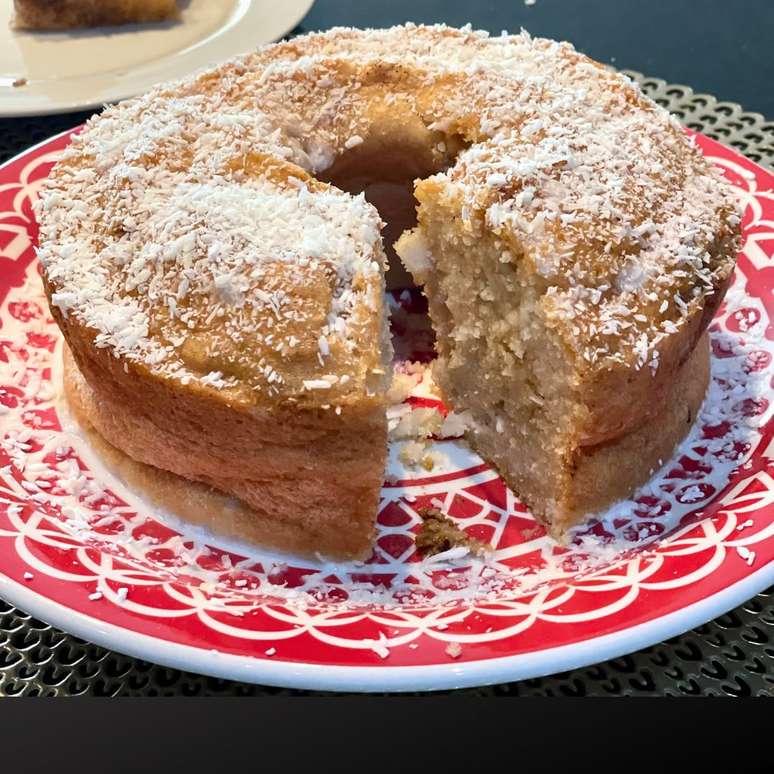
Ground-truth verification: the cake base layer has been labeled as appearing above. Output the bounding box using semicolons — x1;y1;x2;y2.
465;332;711;539
62;347;379;560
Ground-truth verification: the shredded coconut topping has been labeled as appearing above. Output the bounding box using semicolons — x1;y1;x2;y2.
37;22;741;399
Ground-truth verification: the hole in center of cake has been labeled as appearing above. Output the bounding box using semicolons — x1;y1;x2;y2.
317;126;468;292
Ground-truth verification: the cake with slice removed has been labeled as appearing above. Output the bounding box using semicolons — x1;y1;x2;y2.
36;24;741;556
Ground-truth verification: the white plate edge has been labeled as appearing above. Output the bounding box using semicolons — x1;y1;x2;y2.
1;0;315;117
0;560;771;692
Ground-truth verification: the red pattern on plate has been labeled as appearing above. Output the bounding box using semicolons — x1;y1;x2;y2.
0;129;773;674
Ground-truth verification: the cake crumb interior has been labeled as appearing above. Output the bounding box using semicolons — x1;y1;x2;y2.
321;125;581;533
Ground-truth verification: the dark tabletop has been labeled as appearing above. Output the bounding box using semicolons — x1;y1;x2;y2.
303;0;774;120
0;0;772;697
3;0;772;146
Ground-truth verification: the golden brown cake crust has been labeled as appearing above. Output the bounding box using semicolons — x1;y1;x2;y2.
61;344;382;560
566;333;711;523
13;0;179;29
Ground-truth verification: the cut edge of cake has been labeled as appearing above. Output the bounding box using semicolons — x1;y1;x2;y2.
395;203;722;539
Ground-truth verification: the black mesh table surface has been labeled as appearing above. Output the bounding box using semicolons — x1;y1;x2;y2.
0;68;772;696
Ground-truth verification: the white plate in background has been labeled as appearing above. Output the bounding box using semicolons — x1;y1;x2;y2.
0;0;314;116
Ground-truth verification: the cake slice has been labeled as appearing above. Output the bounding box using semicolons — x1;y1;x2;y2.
43;147;393;561
13;0;179;29
396;164;736;538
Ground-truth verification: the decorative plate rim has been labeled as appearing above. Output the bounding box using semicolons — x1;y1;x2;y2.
1;127;773;692
1;561;771;691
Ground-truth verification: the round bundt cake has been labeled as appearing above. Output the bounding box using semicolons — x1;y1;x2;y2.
37;24;741;557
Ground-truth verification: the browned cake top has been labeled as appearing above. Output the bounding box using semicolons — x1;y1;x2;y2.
37;23;741;406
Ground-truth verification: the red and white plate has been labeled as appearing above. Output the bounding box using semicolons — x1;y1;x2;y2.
0;129;773;692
